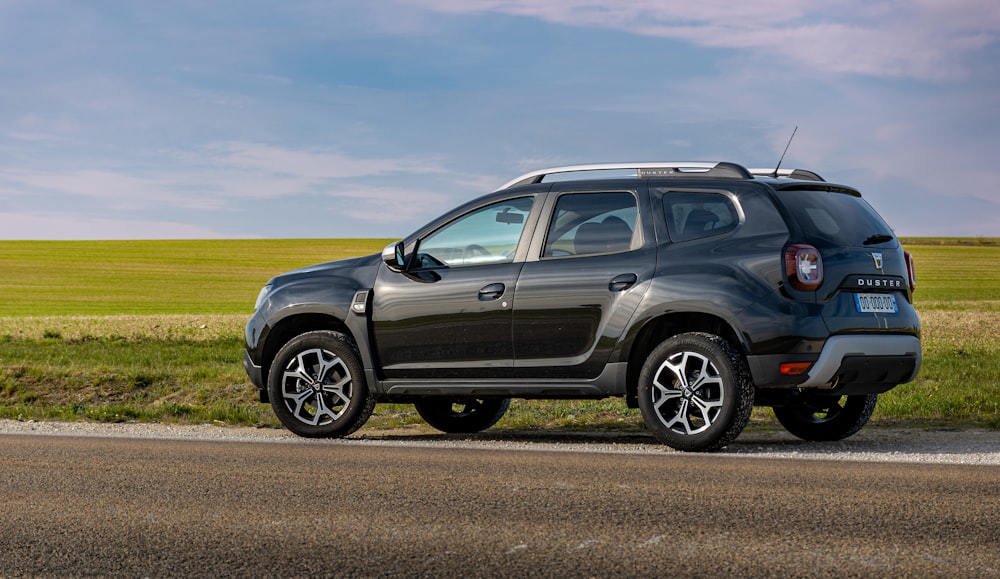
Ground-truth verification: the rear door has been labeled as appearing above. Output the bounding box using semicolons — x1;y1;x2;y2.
511;183;656;379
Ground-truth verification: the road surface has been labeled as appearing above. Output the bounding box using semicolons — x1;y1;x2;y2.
2;427;998;577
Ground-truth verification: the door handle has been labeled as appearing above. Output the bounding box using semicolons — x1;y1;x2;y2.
478;282;505;301
609;273;637;292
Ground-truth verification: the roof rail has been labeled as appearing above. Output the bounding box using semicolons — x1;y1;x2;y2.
748;168;825;182
499;161;754;190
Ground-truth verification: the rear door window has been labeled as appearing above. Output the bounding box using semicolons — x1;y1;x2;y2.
542;192;638;257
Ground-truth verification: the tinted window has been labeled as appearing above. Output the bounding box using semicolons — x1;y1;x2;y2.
773;189;894;247
416;197;533;268
660;190;739;242
543;192;637;257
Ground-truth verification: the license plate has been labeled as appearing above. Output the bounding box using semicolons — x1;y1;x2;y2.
854;293;897;314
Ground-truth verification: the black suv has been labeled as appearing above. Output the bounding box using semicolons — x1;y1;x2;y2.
244;162;920;451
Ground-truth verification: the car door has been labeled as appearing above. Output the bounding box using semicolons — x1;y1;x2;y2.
371;195;538;380
512;184;656;379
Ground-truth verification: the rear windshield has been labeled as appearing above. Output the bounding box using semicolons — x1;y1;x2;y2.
773;188;896;248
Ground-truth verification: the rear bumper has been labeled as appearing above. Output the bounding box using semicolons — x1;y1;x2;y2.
798;335;921;390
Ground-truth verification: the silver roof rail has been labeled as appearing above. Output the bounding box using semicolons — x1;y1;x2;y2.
499;161;754;190
748;168;825;182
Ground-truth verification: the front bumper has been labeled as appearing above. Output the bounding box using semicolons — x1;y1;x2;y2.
243;350;267;401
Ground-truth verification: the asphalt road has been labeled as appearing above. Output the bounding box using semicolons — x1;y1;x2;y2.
2;432;998;578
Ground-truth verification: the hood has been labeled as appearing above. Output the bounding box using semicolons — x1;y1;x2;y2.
271;252;381;287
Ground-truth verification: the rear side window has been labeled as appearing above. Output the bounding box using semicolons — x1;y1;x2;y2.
773;188;894;247
660;190;740;242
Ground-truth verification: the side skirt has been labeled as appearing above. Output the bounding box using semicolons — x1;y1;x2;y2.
366;362;627;401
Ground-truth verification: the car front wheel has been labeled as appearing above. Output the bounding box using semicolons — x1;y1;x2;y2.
267;331;375;438
772;393;877;442
414;398;511;433
638;333;753;452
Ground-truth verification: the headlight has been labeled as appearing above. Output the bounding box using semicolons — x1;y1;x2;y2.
254;283;273;312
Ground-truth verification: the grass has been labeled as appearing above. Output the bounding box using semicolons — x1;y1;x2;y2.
0;239;394;316
899;239;1000;307
0;332;268;425
0;238;997;431
874;309;1000;428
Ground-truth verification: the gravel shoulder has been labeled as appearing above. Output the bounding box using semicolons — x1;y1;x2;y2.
2;419;997;465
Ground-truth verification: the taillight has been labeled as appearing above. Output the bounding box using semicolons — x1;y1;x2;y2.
904;250;916;292
784;244;823;291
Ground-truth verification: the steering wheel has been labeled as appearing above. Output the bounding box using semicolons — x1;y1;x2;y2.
462;244;491;261
416;253;444;269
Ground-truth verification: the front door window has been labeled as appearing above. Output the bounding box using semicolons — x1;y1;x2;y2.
416;198;533;268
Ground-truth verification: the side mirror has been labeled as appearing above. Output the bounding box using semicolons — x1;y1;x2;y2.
381;242;405;272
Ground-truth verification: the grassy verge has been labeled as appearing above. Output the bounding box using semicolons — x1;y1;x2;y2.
0;238;998;432
0;310;996;431
0;334;266;425
874;310;999;428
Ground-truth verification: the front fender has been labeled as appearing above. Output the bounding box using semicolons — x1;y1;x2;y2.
246;264;380;391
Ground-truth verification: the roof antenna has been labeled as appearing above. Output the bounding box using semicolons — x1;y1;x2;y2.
771;125;798;177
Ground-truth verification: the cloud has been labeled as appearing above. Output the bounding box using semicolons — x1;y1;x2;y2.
0;142;458;238
166;142;454;210
330;185;452;223
405;0;1000;80
4;131;66;142
0;168;223;210
2;142;450;203
196;141;447;181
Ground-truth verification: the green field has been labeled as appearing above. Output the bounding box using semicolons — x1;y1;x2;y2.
898;237;1000;307
0;238;997;431
0;239;395;316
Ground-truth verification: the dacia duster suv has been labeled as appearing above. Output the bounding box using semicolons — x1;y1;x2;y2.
244;162;921;451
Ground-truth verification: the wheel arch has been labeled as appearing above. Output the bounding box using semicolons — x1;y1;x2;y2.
624;311;747;408
259;313;354;402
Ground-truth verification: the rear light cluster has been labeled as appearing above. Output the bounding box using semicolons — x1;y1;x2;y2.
779;244;823;378
904;250;916;292
784;244;823;291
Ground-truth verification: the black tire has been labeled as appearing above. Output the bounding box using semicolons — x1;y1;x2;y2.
638;333;754;452
414;398;511;433
267;331;374;438
773;393;877;442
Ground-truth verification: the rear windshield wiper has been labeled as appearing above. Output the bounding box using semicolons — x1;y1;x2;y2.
863;233;894;245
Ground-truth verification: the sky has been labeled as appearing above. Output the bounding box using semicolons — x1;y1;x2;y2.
1;0;998;240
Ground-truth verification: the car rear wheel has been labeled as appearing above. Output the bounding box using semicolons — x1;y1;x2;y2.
268;331;374;438
638;333;753;452
772;393;877;442
414;398;511;433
